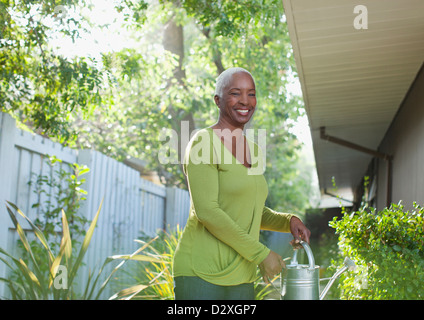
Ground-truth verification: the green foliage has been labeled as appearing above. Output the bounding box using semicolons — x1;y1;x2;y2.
166;0;284;38
0;0;119;143
254;273;279;300
330;202;424;299
28;155;90;241
0;199;162;299
2;0;313;209
10;156;91;294
70;0;312;211
110;228;180;300
0;200;104;299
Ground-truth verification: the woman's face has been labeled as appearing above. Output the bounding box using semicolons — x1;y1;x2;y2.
214;72;257;128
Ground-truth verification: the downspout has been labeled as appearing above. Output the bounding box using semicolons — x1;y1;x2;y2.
320;127;393;207
323;189;354;205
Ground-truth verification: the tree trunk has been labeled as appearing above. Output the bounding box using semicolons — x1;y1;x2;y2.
162;16;195;187
163;18;186;85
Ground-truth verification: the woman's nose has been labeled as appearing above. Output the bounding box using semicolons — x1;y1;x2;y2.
239;93;248;105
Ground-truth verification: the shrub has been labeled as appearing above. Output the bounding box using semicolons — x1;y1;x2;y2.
330;202;424;299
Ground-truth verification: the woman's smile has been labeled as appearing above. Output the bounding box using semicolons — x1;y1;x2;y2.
234;108;250;116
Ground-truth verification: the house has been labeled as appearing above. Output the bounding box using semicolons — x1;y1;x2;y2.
282;0;424;211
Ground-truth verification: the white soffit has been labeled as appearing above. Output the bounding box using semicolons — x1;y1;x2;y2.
282;0;424;194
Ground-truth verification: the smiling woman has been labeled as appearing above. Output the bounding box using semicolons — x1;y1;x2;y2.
172;67;311;300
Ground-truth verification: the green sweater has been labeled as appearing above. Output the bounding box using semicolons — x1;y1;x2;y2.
173;127;294;286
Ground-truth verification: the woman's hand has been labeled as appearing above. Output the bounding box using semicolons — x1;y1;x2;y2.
289;216;311;249
259;250;285;284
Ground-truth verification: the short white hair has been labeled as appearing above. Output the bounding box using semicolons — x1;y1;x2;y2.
214;67;255;98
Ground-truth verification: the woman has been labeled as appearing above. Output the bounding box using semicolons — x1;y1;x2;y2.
173;67;311;300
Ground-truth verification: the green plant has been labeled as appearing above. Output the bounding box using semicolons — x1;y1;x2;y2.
0;200;102;299
330;202;424;299
0;200;161;299
254;273;279;300
110;228;180;300
11;156;91;294
28;155;90;240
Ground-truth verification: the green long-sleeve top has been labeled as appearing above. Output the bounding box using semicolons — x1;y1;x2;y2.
173;127;295;286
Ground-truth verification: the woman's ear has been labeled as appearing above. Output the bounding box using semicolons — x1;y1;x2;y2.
214;95;220;107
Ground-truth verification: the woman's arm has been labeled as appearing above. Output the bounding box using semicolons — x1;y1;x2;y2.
261;206;311;243
261;206;294;232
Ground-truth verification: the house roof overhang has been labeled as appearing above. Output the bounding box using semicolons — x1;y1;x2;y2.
282;0;424;203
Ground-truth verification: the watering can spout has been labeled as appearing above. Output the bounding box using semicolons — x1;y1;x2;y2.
343;257;357;271
319;257;356;300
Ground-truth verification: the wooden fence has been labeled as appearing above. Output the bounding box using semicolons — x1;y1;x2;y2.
0;112;190;299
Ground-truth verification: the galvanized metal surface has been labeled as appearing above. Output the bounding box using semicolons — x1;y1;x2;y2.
281;241;320;300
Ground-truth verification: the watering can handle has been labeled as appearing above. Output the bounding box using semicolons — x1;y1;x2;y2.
291;241;315;269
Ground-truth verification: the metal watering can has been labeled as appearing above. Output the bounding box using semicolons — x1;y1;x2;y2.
280;241;356;300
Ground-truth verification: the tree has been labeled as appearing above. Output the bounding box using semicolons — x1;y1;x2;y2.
0;0;118;143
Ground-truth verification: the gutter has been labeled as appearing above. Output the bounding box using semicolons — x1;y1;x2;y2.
320;127;393;207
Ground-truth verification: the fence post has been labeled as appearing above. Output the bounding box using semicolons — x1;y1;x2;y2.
0;113;18;297
74;149;96;295
165;187;190;232
165;187;176;231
